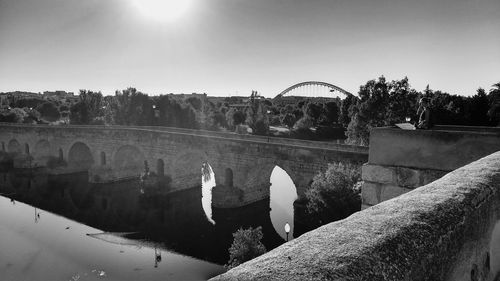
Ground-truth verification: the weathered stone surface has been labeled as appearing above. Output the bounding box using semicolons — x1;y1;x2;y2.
380;185;412;202
211;152;500;281
361;203;372;210
362;164;394;184
0;124;368;208
363;164;449;189
369;127;500;171
394;166;420;187
361;181;381;206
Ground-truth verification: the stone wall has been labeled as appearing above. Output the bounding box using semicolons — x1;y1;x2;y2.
362;126;500;209
211;151;500;281
0;123;368;208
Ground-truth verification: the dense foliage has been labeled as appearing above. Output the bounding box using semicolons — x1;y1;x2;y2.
303;162;361;230
344;77;500;145
1;79;498;141
226;226;267;269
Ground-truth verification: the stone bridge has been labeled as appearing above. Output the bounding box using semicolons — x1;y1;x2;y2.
0;123;368;208
212;127;500;281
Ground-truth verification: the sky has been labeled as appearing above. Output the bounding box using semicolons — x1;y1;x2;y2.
0;0;499;97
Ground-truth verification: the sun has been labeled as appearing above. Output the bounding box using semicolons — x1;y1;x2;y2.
132;0;192;22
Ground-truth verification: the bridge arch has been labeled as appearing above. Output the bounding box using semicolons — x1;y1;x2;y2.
7;139;22;155
260;161;301;189
112;145;146;176
275;81;351;98
68;142;94;169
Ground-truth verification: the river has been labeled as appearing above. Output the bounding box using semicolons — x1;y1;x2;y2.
0;165;298;280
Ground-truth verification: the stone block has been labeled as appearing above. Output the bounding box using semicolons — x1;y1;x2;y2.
380;185;412;202
361;182;381;206
420;169;448;186
394;167;420;188
361;204;372;210
362;164;395;184
363;163;449;190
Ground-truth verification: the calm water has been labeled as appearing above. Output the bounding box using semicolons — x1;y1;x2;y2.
0;166;297;281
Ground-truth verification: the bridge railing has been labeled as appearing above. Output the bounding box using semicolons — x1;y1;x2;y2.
0;123;368;154
211;151;500;281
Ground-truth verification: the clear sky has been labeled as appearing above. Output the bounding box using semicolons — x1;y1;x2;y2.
0;0;499;97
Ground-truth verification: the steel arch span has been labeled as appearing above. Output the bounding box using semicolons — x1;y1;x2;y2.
275;81;351;98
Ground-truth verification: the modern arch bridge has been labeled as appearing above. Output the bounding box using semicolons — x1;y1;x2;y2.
275;81;352;99
0;124;367;208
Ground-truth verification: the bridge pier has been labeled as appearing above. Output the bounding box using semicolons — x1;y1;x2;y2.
0;124;369;206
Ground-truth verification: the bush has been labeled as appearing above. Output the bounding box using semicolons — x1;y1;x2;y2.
315;126;346;140
253;119;269;135
226;226;267;269
304;162;361;230
293;116;313;130
280;113;298;129
36;101;60;121
0;108;27;123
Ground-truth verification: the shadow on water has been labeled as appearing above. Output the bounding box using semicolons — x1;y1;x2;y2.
0;167;285;265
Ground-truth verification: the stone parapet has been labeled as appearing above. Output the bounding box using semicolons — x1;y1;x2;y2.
361;164;448;208
0;123;368;208
211;151;500;281
362;127;500;209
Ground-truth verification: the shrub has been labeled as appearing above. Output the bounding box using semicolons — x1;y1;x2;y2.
0;108;27;123
304;162;361;229
226;226;267;269
253;119;269;135
36;101;60;121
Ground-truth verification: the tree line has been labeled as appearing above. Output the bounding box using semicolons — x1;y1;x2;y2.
1;78;499;145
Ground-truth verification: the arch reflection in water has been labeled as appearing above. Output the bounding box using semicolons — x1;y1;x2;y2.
201;162;216;224
269;166;298;240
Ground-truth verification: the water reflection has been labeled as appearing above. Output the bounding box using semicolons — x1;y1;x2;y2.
0;168;286;271
269;166;298;240
0;195;223;281
201;163;216;225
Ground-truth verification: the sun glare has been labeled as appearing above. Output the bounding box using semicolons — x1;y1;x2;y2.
132;0;192;22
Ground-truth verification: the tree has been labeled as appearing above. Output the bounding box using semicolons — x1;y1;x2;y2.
467;88;490;126
280;113;298;129
225;108;246;129
36;101;60;121
226;226;267;269
488;83;500;126
185;96;202;111
156;95;199;129
0;108;27;123
385;77;419;125
339;94;358;128
345;76;418;145
246;91;269;135
70;90;104;125
304;162;361;230
322;101;340;125
22;107;40;124
304;102;323;125
111;88;155;126
293;116;313;130
253;119;269;135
